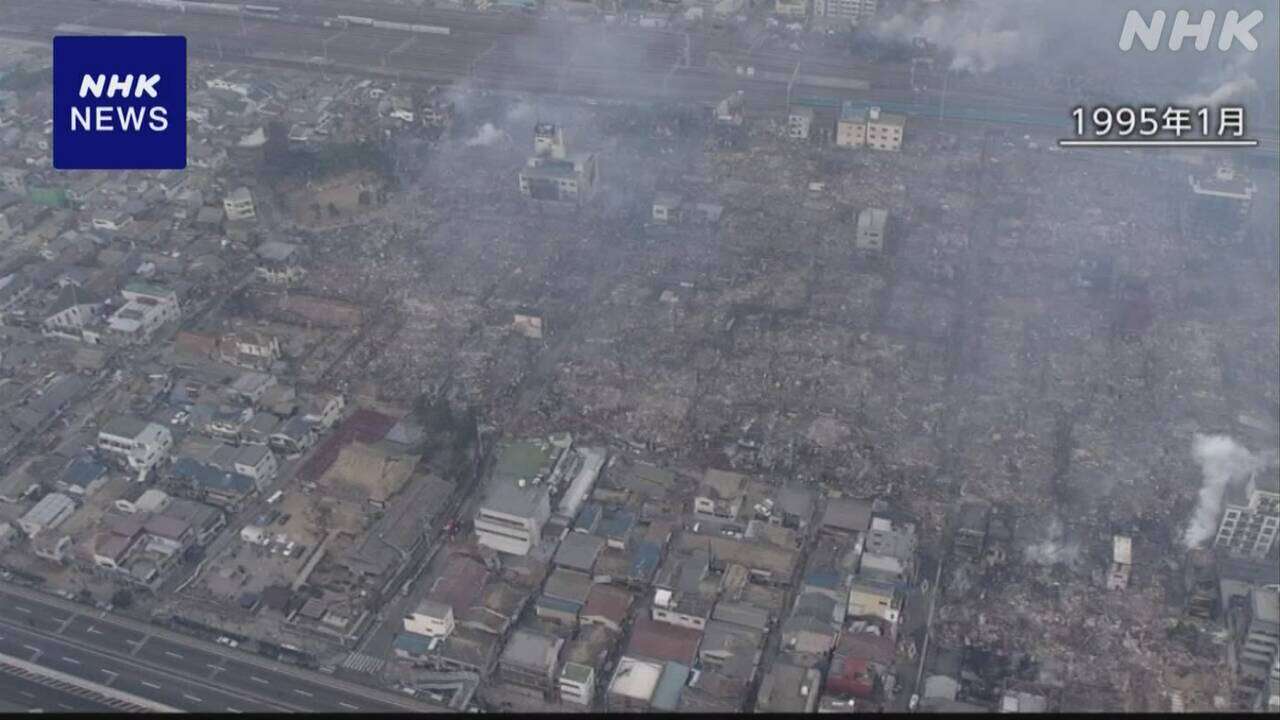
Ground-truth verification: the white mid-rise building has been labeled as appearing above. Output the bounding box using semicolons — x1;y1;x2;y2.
1215;468;1280;560
404;599;455;638
788;106;815;140
865;106;906;152
223;186;257;222
107;283;180;344
856;208;888;253
98;416;173;472
559;662;595;706
475;480;552;556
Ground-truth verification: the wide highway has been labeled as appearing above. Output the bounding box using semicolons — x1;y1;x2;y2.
0;583;447;713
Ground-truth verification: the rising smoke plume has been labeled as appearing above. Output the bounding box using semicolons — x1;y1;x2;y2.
1182;434;1273;549
869;0;1278;118
465;122;508;147
1023;516;1081;566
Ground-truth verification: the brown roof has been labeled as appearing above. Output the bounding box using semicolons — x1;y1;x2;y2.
174;330;219;357
93;531;135;562
426;553;488;612
143;514;191;540
626;614;701;665
582;584;632;627
836;630;896;666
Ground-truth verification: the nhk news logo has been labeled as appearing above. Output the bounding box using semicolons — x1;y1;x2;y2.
1119;9;1263;52
53;35;186;170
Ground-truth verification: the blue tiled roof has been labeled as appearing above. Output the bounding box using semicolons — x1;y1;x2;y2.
393;631;433;656
804;568;842;591
63;456;107;489
536;596;582;615
628;540;662;581
172;457;254;494
652;662;691;711
599;508;637;539
574;503;602;533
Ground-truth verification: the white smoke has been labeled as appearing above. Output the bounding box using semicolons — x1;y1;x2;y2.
1181;75;1258;106
464;122;507;147
871;1;1046;74
1180;53;1261;106
1182;434;1272;549
1023;516;1080;566
506;100;536;123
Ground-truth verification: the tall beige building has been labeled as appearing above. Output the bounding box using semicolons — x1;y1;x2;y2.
814;0;877;26
775;0;809;18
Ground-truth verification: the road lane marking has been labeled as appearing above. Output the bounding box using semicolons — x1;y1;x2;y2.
22;645;40;653
339;702;359;710
227;708;243;714
86;626;103;635
183;694;203;703
18;691;34;699
293;689;313;697
164;651;184;659
207;663;222;671
141;681;161;689
14;606;31;613
60;656;80;665
250;676;269;684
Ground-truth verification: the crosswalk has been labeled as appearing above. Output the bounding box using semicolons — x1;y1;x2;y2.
340;652;385;674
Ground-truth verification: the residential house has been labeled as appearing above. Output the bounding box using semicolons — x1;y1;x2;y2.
254;240;306;285
405;599;455;639
653;192;682;224
756;662;821;713
1108;535;1132;591
782;591;843;655
41;285;103;340
56;456;109;498
106;283;180;344
537;568;593;626
18;493;77;537
498;629;563;693
167;457;257;510
269;416;315;455
219;330;282;370
301;393;345;430
98;416;173;473
694;469;749;520
861;511;917;582
849;575;904;624
554;528;605;574
559;662;595;706
582;584;633;634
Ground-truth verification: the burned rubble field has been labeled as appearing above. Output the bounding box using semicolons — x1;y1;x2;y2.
323;101;1273;516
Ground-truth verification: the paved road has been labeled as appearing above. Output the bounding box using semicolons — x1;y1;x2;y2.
0;584;447;713
0;666;122;712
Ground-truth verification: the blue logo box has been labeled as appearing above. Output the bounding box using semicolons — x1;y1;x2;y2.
53;35;187;170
